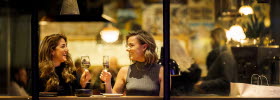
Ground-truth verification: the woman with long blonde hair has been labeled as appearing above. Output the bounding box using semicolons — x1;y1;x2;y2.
39;34;91;96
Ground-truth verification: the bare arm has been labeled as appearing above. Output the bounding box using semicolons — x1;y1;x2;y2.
100;67;128;94
112;67;128;94
100;70;113;93
159;66;164;96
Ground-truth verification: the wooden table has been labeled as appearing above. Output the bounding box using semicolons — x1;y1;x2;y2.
40;96;162;100
1;96;279;100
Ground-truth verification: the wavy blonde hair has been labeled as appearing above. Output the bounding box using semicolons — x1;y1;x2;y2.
39;34;76;91
126;30;158;64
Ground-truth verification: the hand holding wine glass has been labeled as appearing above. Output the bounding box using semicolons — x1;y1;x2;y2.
100;56;111;83
80;56;92;88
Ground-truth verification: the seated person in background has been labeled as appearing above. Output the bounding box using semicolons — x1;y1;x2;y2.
194;27;238;96
74;58;85;84
87;64;103;94
100;30;163;96
108;56;120;86
8;67;29;96
39;34;91;96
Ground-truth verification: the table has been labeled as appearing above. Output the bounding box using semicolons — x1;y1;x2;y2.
1;96;279;100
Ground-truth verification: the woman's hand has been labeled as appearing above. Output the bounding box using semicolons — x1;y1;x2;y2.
100;70;112;84
80;69;91;88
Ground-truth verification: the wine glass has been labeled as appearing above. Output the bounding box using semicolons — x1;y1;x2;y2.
101;56;110;89
81;56;91;83
103;56;109;72
81;56;91;69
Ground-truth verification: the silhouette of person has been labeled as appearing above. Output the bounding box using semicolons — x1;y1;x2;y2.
9;67;29;96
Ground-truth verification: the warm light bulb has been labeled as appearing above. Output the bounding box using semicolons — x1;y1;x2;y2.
100;24;120;43
225;29;232;42
229;25;246;42
239;6;254;15
264;18;271;27
39;21;48;25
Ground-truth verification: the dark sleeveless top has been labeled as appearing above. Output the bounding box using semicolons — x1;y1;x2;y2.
125;62;161;96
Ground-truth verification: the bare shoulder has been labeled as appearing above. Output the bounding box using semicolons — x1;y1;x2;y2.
119;66;129;73
159;66;163;80
117;66;129;80
159;65;163;73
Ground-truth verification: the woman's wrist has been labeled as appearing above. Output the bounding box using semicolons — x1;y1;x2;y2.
104;82;113;93
105;80;112;86
80;81;87;88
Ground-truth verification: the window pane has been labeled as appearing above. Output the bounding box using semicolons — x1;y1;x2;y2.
0;0;32;97
170;0;278;98
38;0;164;97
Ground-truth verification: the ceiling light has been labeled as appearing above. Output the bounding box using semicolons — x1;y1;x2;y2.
239;5;254;15
100;24;120;43
60;0;80;15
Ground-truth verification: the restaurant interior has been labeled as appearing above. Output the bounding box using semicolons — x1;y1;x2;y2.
1;0;280;100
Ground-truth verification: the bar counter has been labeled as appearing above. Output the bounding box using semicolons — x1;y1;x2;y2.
1;96;279;100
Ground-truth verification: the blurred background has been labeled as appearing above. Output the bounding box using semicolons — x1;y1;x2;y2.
1;0;280;97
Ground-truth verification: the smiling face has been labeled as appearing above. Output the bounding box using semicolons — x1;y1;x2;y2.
52;38;68;65
126;36;147;62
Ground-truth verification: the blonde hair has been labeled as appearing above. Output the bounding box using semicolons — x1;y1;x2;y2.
126;30;158;64
39;34;76;91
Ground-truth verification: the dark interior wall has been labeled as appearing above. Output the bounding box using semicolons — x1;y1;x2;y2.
38;0;104;16
271;0;280;45
0;7;9;95
10;15;31;69
0;0;32;95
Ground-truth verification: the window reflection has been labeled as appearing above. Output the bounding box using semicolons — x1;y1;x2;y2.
1;0;278;98
170;0;277;97
8;67;29;96
1;0;32;96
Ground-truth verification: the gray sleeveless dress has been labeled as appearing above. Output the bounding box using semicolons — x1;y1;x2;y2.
125;62;161;96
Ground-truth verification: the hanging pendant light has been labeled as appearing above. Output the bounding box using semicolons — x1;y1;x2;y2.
100;24;120;43
60;0;80;15
239;5;254;15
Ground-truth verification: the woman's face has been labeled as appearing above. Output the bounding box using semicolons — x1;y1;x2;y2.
52;38;68;64
126;36;147;62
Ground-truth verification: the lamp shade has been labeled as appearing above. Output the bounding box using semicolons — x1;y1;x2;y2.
60;0;80;15
239;6;253;15
228;25;246;42
100;24;120;43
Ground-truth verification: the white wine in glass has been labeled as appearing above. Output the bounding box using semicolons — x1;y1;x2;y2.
103;56;109;72
81;56;91;69
81;56;91;84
